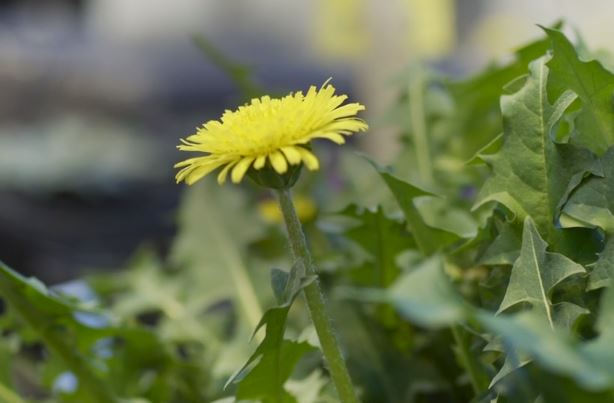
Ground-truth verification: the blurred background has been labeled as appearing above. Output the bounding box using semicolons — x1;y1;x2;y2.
1;0;613;283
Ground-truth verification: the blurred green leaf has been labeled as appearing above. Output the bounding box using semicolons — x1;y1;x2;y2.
337;204;414;287
285;370;328;403
170;179;268;330
0;260;117;403
479;286;614;392
193;34;263;101
387;256;466;328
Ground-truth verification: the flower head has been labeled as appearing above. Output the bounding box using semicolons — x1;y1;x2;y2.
174;81;367;186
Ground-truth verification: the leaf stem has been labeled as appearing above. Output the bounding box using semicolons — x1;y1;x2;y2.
451;325;486;396
276;188;359;403
0;277;117;403
408;67;434;185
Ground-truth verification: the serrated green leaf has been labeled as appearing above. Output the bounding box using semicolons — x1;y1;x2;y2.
497;217;586;327
338;204;414;287
561;148;614;233
436;27;558;162
545;28;614;155
560;148;614;289
588;238;614;290
491;217;587;387
374;164;475;255
228;275;315;403
480;285;614;392
377;169;456;255
478;311;611;391
478;221;521;266
475;56;600;245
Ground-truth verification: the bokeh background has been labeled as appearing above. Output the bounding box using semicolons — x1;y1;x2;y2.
1;0;613;282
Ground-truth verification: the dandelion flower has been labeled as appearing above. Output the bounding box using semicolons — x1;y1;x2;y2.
174;81;368;186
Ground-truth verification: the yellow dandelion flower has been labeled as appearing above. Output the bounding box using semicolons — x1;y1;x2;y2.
174;81;368;186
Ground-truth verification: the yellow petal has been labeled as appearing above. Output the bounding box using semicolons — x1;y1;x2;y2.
231;157;255;183
174;157;204;168
183;162;223;185
322;119;368;133
269;151;288;174
254;155;267;169
280;146;302;165
310;132;346;144
297;148;319;170
327;102;365;119
217;161;238;185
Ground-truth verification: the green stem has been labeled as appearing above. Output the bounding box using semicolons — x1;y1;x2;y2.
0;282;117;403
276;189;359;403
408;67;434;185
451;325;486;396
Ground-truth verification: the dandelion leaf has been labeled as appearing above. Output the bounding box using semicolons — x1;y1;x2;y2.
545;28;614;155
560;148;614;232
588;238;614;290
497;217;586;323
228;272;315;403
375;166;475;255
338;204;414;287
475;55;600;247
491;217;586;386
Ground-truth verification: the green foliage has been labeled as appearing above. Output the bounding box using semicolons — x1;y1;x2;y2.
228;269;316;403
336;204;414;287
545;28;614;154
384;256;466;328
2;24;614;403
376;166;476;255
497;217;586;327
474;57;598;245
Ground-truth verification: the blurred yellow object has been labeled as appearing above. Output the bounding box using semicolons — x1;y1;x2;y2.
259;195;317;224
313;0;368;60
406;0;455;58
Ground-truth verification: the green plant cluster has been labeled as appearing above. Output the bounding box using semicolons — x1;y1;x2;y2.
1;26;614;403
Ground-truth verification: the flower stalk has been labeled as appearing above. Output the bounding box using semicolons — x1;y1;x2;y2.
276;188;359;403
